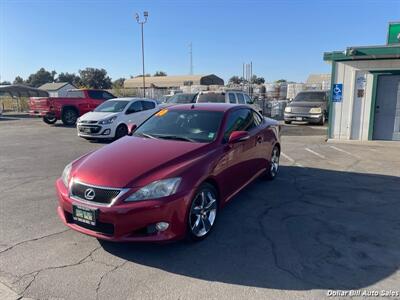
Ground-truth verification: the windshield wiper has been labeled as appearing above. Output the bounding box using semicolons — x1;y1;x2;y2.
156;135;196;142
135;132;158;139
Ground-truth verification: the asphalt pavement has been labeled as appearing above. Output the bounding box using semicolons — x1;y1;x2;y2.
0;116;399;300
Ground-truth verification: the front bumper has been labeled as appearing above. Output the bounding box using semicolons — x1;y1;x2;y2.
77;123;114;139
284;112;323;123
56;178;193;242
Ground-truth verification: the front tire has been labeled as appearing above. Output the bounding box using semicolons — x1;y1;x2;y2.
187;183;218;241
62;108;78;126
318;113;326;125
265;146;280;180
114;124;128;140
43;115;57;124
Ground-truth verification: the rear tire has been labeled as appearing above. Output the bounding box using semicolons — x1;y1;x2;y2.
43;115;57;124
187;183;218;242
265;146;280;180
114;124;128;140
62;108;78;126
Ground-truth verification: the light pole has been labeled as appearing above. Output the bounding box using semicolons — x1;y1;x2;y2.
135;11;148;97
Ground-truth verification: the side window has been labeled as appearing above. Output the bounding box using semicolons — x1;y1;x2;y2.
236;93;245;104
87;90;103;99
142;101;156;110
228;93;236;104
66;90;84;98
244;94;252;104
223;109;255;142
253;111;263;126
102;92;115;100
126;101;143;114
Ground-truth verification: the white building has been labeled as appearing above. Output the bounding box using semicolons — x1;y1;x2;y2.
39;82;76;97
324;22;400;142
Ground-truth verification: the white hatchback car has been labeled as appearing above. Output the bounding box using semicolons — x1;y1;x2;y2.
77;98;158;140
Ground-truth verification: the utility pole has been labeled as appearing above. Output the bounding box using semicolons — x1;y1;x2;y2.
189;42;193;75
135;11;148;97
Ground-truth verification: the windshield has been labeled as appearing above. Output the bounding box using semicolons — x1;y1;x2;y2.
134;109;223;143
294;92;326;102
196;93;226;103
167;94;196;104
94;100;129;112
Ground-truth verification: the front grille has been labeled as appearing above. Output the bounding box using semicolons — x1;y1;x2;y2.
291;106;311;114
71;182;121;204
80;120;98;124
65;211;114;235
78;125;102;134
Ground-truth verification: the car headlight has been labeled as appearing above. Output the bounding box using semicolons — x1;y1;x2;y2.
309;107;322;113
99;116;117;125
125;177;182;202
61;163;72;187
284;107;292;113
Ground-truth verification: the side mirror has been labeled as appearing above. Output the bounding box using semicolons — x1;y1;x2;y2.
127;124;137;136
228;131;250;143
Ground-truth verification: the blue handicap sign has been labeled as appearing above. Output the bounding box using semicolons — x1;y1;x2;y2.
332;84;343;102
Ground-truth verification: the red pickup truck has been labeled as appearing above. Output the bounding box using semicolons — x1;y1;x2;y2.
29;89;116;125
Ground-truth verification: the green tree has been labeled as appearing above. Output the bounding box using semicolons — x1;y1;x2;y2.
13;76;25;84
79;68;112;89
275;79;287;83
112;78;125;88
26;68;57;87
57;72;82;87
229;76;243;84
154;71;167;77
135;74;151;77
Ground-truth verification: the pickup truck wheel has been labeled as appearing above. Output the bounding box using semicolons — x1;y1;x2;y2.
43;115;57;124
115;124;128;140
62;109;78;126
318;114;326;125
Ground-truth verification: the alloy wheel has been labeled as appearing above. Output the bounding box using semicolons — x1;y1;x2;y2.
270;147;280;177
189;189;217;238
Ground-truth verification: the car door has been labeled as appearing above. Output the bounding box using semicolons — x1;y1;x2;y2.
139;100;158;123
216;108;258;201
124;100;144;126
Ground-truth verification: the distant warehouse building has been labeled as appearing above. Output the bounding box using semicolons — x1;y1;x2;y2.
39;82;76;97
324;22;400;142
124;74;224;98
305;74;331;90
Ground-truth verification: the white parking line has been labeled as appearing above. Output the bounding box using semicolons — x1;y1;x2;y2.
329;145;361;159
305;147;326;159
281;152;294;163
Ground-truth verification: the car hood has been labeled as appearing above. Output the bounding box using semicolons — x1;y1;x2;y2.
288;101;325;108
79;112;119;122
71;136;207;188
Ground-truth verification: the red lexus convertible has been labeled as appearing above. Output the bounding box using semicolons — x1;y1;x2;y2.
56;103;281;242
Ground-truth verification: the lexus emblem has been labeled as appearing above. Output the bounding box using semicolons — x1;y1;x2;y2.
84;188;95;200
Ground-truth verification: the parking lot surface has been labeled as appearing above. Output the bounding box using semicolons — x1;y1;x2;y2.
1;117;400;300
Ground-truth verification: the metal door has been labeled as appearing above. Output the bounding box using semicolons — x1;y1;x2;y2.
373;75;400;140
